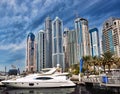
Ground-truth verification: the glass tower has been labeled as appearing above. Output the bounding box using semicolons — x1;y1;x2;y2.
75;17;90;61
89;28;100;57
45;17;52;68
37;30;45;71
52;17;64;70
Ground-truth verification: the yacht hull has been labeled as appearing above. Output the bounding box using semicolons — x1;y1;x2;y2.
2;80;76;88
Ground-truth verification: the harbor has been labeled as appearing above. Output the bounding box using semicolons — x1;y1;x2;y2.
0;62;120;93
0;74;120;93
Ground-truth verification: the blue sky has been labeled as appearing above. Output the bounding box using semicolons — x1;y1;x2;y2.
0;0;120;72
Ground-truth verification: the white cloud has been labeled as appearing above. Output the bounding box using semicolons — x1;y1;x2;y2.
0;0;120;72
0;39;26;51
11;59;25;72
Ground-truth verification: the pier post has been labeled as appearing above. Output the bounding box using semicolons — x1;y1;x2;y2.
79;73;81;82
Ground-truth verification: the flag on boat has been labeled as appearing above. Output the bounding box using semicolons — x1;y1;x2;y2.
80;58;84;72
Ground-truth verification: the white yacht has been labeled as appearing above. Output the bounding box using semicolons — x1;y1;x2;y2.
1;68;76;88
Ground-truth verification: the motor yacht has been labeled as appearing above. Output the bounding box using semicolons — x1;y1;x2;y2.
1;68;76;88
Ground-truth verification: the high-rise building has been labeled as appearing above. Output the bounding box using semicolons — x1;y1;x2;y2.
37;30;46;71
67;29;77;65
63;28;69;69
100;39;103;55
75;17;90;61
26;33;36;72
45;17;52;68
89;28;100;57
102;17;120;57
63;28;78;68
52;17;64;70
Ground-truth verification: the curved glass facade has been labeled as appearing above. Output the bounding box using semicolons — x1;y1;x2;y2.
89;28;100;57
27;33;35;41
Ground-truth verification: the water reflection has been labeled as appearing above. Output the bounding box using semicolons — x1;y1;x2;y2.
1;87;75;94
0;85;119;94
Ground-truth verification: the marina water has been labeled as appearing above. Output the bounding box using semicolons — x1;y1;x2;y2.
0;85;119;94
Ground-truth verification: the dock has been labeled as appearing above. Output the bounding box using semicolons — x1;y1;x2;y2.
0;82;5;87
72;81;85;85
100;83;120;88
81;75;120;89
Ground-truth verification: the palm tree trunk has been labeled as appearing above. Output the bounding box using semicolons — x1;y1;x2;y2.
94;63;95;74
108;64;111;73
87;65;89;78
87;65;89;73
103;65;105;73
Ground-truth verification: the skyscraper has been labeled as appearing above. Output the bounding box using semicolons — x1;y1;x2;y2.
102;17;120;57
75;17;90;61
89;28;100;57
63;28;69;69
63;28;77;68
52;17;64;70
67;29;77;65
37;30;46;71
45;16;52;68
26;33;36;72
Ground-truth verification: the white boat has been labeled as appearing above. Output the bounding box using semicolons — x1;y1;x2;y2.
1;68;76;88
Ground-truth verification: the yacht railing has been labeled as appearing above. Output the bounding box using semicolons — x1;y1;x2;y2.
100;69;120;85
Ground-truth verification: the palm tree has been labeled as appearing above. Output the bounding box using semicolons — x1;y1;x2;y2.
98;57;104;71
117;58;120;68
113;57;120;68
102;51;114;72
82;55;92;74
91;56;99;74
70;63;79;75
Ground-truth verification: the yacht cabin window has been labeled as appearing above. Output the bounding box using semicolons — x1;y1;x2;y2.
36;77;53;80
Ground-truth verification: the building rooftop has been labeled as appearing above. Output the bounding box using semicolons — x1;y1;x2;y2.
103;17;120;26
45;16;51;21
27;32;35;41
74;17;88;22
89;28;98;33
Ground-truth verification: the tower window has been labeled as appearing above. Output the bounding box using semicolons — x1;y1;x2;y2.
106;23;109;28
114;22;116;25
